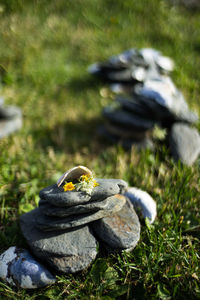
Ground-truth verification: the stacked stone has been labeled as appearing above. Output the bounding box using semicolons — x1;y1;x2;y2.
20;166;141;274
88;48;174;84
89;48;200;165
0;96;22;139
89;48;174;150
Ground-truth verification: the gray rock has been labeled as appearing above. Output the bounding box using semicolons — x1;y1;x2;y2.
116;95;155;120
0;116;22;139
0;246;56;289
88;49;147;83
39;184;91;207
98;125;154;150
36;195;126;231
39;179;127;207
88;48;173;83
39;193;126;217
91;178;128;201
136;77;198;125
0;96;4;106
20;209;97;273
91;198;140;251
169;123;200;165
103;105;156;130
0;105;21;119
104;120;150;140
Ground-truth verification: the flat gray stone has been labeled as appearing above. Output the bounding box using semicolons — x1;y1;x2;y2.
0;246;56;289
116;95;155;120
137;77;198;125
39;195;125;217
20;209;97;273
98;125;154;150
39;184;91;207
103;106;156;130
104;120;150;140
91;198;141;251
36;195;126;231
91;178;128;201
39;179;127;207
169;123;200;165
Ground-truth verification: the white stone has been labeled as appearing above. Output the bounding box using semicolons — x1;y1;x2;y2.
125;187;157;224
0;246;17;279
157;56;174;72
21;274;37;289
0;246;56;289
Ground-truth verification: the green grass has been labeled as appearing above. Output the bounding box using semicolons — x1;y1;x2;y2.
0;0;200;299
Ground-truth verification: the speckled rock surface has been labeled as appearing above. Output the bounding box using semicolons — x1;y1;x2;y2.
91;198;140;251
0;247;55;288
20;209;98;273
169;123;200;165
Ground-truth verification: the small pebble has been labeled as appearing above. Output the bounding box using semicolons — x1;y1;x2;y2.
125;187;157;224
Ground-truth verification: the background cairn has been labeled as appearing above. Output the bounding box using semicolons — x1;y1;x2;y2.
89;48;200;165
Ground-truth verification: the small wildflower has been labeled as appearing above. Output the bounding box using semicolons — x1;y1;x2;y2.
80;175;90;182
63;182;75;192
93;180;99;187
62;173;99;194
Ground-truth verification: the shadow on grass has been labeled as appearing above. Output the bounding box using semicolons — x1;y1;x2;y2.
31;116;113;156
56;75;103;97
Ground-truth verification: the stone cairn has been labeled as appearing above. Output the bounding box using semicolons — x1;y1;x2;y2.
89;48;200;166
20;166;141;275
1;167;157;289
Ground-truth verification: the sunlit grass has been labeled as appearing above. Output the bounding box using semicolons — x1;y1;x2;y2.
0;0;200;299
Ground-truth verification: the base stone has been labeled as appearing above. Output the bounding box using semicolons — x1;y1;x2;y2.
20;209;98;273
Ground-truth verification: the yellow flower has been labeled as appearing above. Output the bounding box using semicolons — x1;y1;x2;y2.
63;182;75;192
93;180;99;187
80;175;90;182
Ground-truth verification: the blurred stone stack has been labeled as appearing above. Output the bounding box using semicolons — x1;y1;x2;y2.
89;48;200;165
0;67;22;138
20;166;141;274
0;96;22;139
